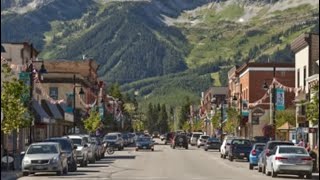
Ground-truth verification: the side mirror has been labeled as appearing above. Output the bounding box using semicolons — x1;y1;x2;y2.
21;151;25;155
73;145;77;149
84;144;88;148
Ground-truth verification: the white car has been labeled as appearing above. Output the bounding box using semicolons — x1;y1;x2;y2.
190;132;203;146
197;135;210;148
220;136;236;159
265;145;313;179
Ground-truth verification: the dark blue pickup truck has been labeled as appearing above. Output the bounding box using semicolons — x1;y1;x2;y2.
228;139;252;162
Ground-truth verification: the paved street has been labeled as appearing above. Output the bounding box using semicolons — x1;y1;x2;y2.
17;139;318;180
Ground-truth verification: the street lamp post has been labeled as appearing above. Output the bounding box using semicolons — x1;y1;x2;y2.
73;74;85;134
263;65;276;140
232;83;242;137
212;96;226;143
27;44;47;144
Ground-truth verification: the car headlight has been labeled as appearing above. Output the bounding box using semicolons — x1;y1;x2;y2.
23;158;31;165
51;156;59;164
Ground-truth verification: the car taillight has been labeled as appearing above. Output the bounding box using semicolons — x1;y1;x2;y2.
275;156;288;161
251;149;257;155
301;157;312;161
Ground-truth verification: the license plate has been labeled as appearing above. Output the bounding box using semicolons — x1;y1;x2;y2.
143;146;147;149
34;166;45;170
240;153;245;156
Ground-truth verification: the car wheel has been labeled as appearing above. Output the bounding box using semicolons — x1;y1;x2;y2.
249;164;253;170
89;156;96;164
271;166;277;177
22;172;29;176
229;156;234;162
205;148;208;151
185;146;188;149
151;148;154;151
266;169;271;176
306;173;312;179
298;174;304;179
197;145;200;148
136;148;139;151
63;165;68;175
70;160;77;172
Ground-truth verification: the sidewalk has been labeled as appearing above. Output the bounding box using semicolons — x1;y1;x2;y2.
1;171;22;180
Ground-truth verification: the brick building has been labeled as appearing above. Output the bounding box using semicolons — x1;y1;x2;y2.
228;62;295;138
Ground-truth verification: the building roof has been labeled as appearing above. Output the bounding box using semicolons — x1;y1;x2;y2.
291;33;319;53
236;62;295;75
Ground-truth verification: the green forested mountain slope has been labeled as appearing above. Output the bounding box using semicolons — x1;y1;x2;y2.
1;0;319;107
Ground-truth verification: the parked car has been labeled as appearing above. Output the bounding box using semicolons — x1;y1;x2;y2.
103;133;124;151
21;142;68;176
171;134;188;149
128;133;135;144
78;134;96;163
190;132;203;146
66;135;89;167
197;135;210;148
204;137;221;151
135;137;155;151
220;137;236;159
265;145;313;179
259;141;294;174
249;143;266;170
164;132;175;145
43;138;78;172
90;136;104;160
228;139;252;162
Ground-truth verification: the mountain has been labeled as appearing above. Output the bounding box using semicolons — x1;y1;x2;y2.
1;0;319;107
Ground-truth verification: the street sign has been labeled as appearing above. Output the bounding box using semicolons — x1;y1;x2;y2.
241;100;249;116
252;107;265;117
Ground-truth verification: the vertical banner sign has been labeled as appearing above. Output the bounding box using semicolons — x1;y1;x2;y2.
65;93;74;113
276;88;285;111
19;72;30;103
241;100;249;116
99;106;104;121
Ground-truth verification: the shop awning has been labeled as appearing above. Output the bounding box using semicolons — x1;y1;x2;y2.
45;100;63;120
32;100;50;123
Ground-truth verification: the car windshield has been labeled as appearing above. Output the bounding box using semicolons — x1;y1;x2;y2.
70;138;82;145
269;142;294;150
27;144;58;154
105;135;117;140
193;134;201;138
43;139;72;152
201;136;209;139
137;138;151;142
279;147;308;154
208;138;220;142
232;140;251;145
255;144;265;151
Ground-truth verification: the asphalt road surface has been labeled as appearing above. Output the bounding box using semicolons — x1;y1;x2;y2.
18;139;319;180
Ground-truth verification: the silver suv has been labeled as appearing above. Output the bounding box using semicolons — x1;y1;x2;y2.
103;133;124;151
66;135;89;167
